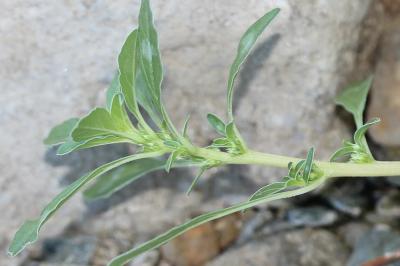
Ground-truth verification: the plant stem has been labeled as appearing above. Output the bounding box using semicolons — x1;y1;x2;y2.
186;146;400;178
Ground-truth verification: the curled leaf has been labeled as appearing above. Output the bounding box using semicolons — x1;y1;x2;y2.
354;118;380;147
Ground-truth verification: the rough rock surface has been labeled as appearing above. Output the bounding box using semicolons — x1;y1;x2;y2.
0;0;372;265
367;20;400;146
207;229;349;266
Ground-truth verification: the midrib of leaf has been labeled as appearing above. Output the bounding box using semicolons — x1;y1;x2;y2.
8;151;165;257
74;125;137;142
108;177;324;266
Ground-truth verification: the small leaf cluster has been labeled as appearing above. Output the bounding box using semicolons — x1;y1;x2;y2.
249;148;323;201
331;76;378;163
207;114;246;155
331;118;380;163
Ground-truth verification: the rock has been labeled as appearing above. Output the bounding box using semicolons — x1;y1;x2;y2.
81;188;203;264
208;229;349;266
161;214;241;266
22;236;97;266
162;222;219;266
128;250;160;266
324;180;368;217
367;19;400;146
236;209;274;244
287;206;339;227
337;222;371;248
347;228;400;266
376;189;400;217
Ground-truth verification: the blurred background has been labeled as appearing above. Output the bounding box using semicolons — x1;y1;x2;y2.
1;0;400;265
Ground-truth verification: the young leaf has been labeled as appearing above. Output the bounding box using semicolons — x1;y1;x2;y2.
186;167;206;195
72;97;141;143
165;151;179;173
292;160;305;180
335;76;373;128
211;138;231;148
207;113;226;136
181;115;191;138
163;140;180;149
8;151;164;257
225;122;247;153
248;181;287;201
43;118;79;146
84;159;199;200
303;147;315;184
329;145;354;162
106;73;122;111
227;8;280;120
107;178;324;266
354;118;380;147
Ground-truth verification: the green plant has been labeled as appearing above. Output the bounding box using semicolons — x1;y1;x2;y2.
8;0;400;265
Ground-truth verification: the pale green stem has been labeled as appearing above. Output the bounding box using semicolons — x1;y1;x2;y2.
185;146;400;179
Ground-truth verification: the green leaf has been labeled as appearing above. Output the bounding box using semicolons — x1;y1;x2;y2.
137;0;163;123
211;138;231;148
84;159;199;200
329;146;354;162
354;118;380;147
227;8;280;120
8;151;164;256
72;97;140;143
225;122;236;140
136;0;180;137
335;76;373;128
163;140;180;149
181;115;191;138
107;178;324;266
248;182;287;201
207;113;226;136
225;122;247;153
56;136;128;156
186;167;206;195
106;73;122;111
119;30;141;117
292;160;305;180
165;151;179;173
303;148;315;184
43;118;79;146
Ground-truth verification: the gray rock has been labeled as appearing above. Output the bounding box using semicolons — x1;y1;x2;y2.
287;206;338;227
337;222;371;248
325;180;367;217
128;250;160;266
377;190;400;217
208;229;349;266
81;188;203;264
347;228;400;266
41;236;97;265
